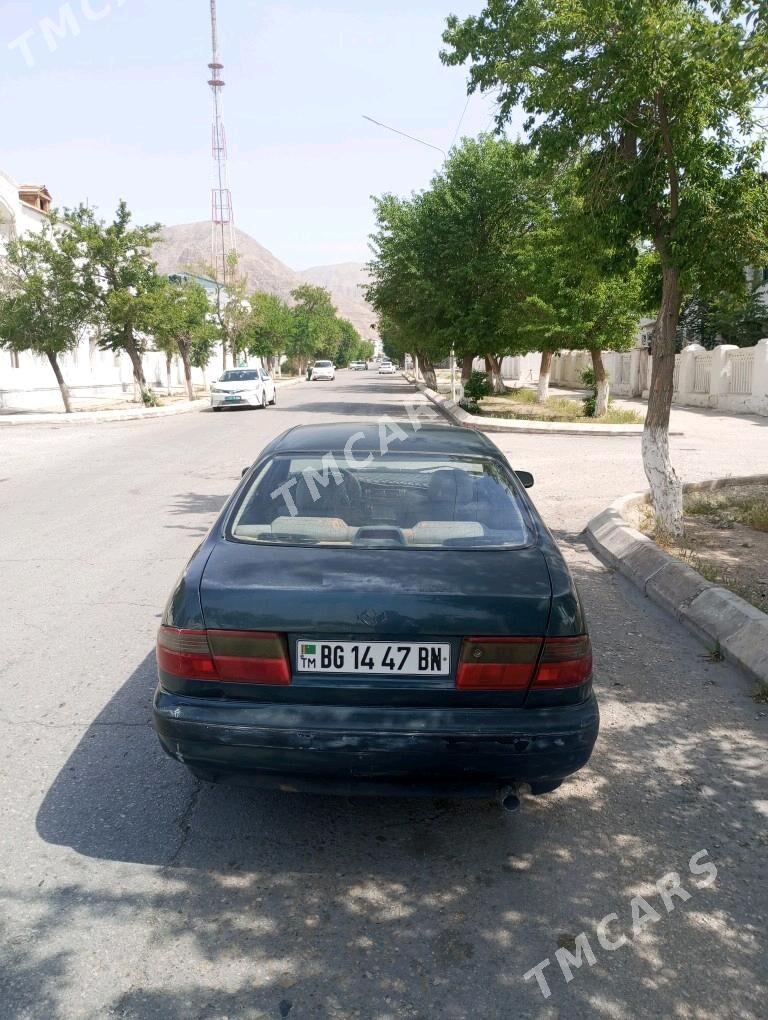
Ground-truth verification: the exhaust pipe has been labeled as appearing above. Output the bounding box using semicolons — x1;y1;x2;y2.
499;785;522;813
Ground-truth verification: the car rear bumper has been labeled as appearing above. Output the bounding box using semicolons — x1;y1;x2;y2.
153;689;599;797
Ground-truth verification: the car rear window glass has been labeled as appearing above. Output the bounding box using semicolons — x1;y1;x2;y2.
230;453;533;549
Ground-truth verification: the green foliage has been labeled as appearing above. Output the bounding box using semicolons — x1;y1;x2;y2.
442;0;768;530
518;169;646;357
288;284;340;365
678;284;768;350
141;388;160;407
0;215;91;361
0;213;94;411
580;368;599;418
144;277;216;396
463;371;491;402
368;136;549;371
246;291;294;360
442;2;768;298
59;201;163;389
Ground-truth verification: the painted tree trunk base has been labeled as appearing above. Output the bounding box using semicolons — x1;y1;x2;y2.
642;426;684;538
537;351;553;403
594;378;610;417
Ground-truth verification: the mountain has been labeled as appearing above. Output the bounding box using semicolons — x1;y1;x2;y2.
153;223;377;340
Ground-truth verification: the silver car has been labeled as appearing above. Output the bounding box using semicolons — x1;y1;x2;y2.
211;369;277;411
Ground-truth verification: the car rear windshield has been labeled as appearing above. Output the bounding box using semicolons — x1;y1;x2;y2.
229;453;533;549
221;370;259;382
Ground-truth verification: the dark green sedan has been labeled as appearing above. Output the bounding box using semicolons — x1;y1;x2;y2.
153;423;598;809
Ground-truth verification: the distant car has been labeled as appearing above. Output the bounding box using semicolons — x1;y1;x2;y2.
211;368;276;411
153;423;599;807
349;361;366;371
310;360;335;381
379;361;397;375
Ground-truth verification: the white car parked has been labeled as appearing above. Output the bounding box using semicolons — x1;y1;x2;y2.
211;368;277;411
378;361;397;375
310;360;336;381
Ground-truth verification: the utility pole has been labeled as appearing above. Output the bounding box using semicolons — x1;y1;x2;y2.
208;0;237;371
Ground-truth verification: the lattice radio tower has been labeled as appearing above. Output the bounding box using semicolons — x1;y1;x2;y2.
208;1;237;310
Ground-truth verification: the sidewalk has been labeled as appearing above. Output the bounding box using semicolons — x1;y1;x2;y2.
0;378;304;426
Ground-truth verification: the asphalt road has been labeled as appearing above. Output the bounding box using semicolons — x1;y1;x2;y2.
1;373;766;1019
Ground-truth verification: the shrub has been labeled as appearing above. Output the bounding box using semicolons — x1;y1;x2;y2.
580;367;597;417
463;370;491;402
141;388;160;408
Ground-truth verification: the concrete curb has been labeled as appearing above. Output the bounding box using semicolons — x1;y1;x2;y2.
0;377;304;426
403;374;668;436
586;476;768;685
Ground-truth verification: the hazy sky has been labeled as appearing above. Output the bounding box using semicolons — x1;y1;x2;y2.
2;1;523;269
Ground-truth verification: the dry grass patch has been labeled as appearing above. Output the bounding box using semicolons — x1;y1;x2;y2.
477;387;643;425
637;483;768;613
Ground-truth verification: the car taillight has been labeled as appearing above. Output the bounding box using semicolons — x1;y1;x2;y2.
456;635;593;691
157;627;291;685
456;638;542;690
207;630;291;685
532;635;593;689
157;628;218;680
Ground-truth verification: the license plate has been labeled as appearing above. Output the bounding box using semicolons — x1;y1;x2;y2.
296;641;450;676
224;395;241;402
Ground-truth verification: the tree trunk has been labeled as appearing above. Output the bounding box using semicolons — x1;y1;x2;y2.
46;350;72;413
485;354;505;395
643;261;683;537
590;349;610;417
537;350;553;403
222;338;229;373
461;354;474;382
179;342;195;401
123;328;147;399
165;353;173;396
417;352;438;391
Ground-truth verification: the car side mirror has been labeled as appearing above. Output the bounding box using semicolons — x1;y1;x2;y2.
516;471;534;489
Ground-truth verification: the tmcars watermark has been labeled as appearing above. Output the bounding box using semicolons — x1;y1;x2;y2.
270;405;429;518
8;1;129;69
524;850;718;1001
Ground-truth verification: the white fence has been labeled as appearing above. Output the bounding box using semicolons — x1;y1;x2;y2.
493;339;768;417
729;349;754;395
693;352;712;394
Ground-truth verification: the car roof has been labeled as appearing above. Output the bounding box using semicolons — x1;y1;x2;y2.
270;422;499;456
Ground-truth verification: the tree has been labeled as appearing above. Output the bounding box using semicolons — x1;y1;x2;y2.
288;284;340;372
69;201;163;401
145;278;215;401
334;318;363;367
0;215;92;413
443;0;768;534
520;178;646;413
678;282;768;350
246;291;294;371
368;137;548;393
